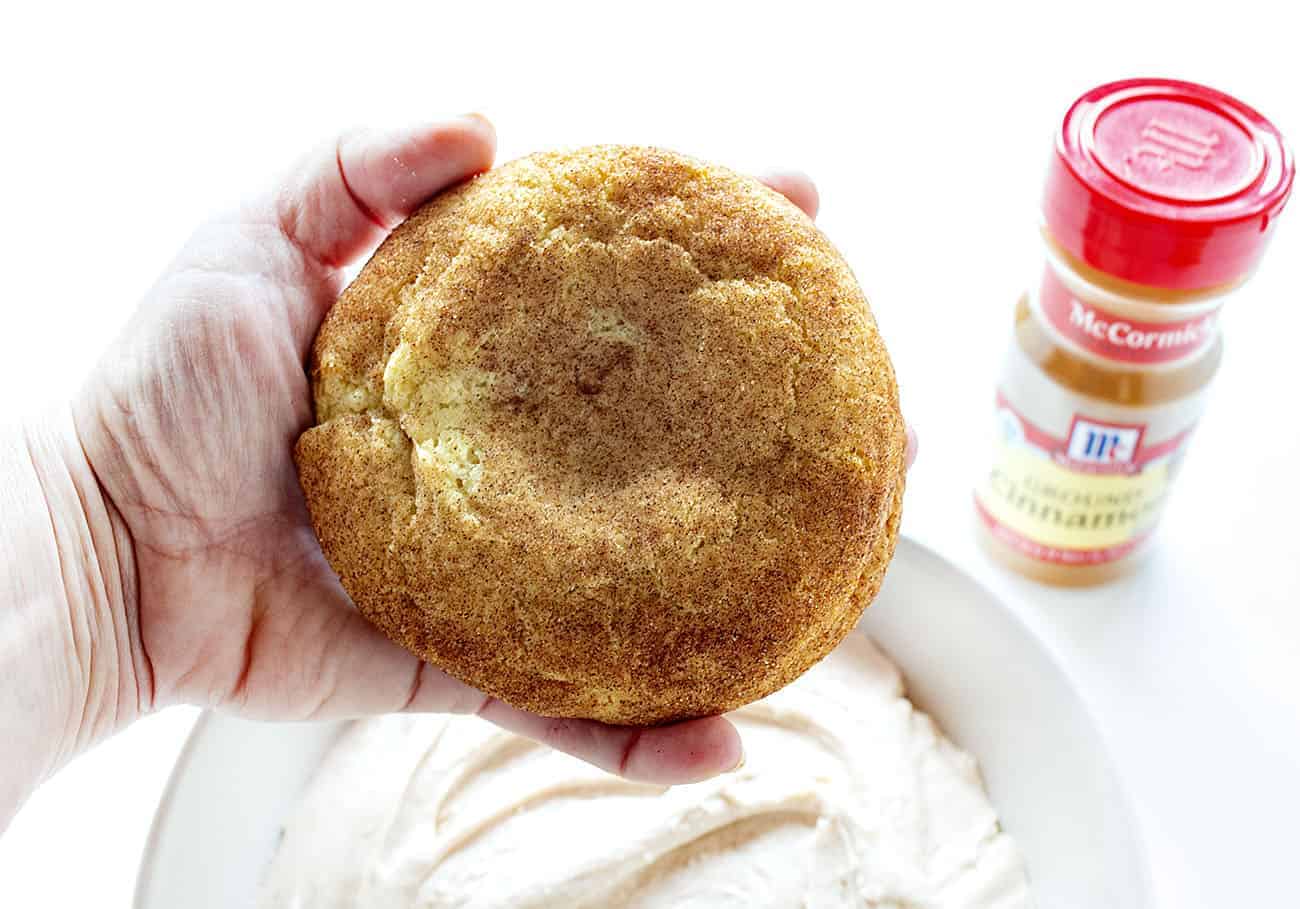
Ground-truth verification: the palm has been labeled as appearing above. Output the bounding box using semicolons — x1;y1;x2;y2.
80;214;363;717
74;118;824;784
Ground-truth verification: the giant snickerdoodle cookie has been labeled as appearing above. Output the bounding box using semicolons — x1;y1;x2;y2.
294;146;905;725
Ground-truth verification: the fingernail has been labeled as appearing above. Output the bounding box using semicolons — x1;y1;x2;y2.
730;748;746;773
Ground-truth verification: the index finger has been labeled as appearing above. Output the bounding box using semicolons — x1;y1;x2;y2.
759;170;820;219
476;697;743;786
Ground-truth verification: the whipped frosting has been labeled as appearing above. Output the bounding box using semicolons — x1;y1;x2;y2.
258;634;1031;907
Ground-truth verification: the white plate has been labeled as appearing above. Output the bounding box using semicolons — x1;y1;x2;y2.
135;537;1152;907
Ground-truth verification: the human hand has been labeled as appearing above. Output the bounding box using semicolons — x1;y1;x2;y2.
65;117;874;786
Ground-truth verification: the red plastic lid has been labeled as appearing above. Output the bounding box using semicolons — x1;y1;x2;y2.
1044;78;1293;290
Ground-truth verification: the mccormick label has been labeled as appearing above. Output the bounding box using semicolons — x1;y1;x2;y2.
975;385;1199;567
982;267;1215;566
1037;267;1219;366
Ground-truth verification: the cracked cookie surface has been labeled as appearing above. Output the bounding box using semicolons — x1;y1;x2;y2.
294;146;906;725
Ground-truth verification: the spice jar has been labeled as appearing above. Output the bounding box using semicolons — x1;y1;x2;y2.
975;78;1293;586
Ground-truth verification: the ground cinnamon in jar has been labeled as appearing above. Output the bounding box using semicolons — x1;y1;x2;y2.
975;78;1294;586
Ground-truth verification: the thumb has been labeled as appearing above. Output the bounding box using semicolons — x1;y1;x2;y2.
270;114;497;272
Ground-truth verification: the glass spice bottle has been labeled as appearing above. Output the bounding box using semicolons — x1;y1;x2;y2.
975;78;1293;586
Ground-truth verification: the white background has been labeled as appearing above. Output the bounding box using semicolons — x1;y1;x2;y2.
2;1;1297;905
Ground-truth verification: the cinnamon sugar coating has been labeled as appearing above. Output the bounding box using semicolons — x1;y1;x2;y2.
295;146;905;724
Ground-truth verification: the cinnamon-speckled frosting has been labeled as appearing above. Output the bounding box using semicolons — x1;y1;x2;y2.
258;635;1030;907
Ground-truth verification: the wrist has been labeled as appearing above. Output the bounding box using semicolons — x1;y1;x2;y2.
0;408;149;826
